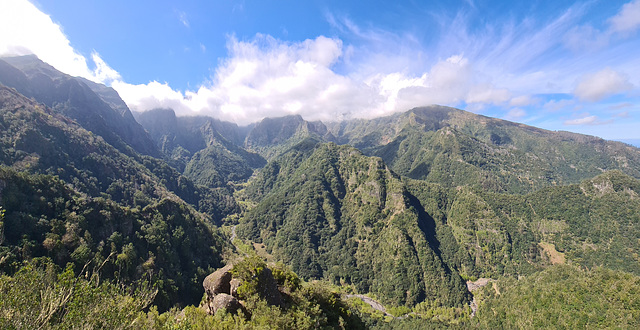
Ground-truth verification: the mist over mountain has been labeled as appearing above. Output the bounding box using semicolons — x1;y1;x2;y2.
1;56;640;328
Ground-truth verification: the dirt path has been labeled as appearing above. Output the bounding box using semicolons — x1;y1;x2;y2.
230;225;237;241
343;294;392;316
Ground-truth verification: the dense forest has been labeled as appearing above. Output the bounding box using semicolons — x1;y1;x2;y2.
1;55;640;328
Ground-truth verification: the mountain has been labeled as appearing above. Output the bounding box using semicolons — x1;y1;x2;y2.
238;138;640;305
2;56;640;327
134;108;249;157
0;85;237;221
244;114;336;159
135;108;265;187
0;166;228;310
0;85;240;309
405;169;640;279
328;106;640;194
134;102;640;308
239;141;470;307
0;55;159;157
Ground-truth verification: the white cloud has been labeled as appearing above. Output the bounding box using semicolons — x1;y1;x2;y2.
0;0;119;85
614;111;630;118
91;52;121;84
178;11;189;28
574;68;633;101
564;25;610;51
544;99;577;112
2;0;638;133
111;80;192;115
504;108;526;121
563;0;640;51
610;0;640;33
564;115;612;126
509;95;536;107
466;84;511;105
610;102;633;110
112;35;518;124
0;0;520;126
0;0;90;78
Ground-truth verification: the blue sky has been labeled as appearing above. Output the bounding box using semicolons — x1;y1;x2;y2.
1;0;640;142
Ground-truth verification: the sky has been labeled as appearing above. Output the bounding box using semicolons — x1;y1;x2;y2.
1;0;640;142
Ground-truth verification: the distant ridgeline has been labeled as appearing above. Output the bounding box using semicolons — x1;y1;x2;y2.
1;55;640;328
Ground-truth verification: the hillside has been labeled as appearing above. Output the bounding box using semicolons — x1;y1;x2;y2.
240;141;471;307
135;108;265;187
329;106;640;194
405;170;640;278
0;84;244;309
1;56;640;328
473;265;640;328
0;55;159;157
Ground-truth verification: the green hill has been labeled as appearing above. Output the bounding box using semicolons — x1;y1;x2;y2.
473;265;640;328
0;166;227;310
329;106;640;194
2;56;640;328
405;170;640;279
239;141;471;307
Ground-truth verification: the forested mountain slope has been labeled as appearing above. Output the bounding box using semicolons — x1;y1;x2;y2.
329;106;640;194
0;85;237;222
135;108;265;188
0;55;159;157
405;170;640;279
239;141;471;307
0;167;227;310
1;56;640;328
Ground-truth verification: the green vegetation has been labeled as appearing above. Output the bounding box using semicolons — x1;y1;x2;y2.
239;142;471;308
474;265;640;328
0;166;226;310
0;258;155;329
329;106;640;194
0;86;238;224
2;56;640;328
403;170;640;280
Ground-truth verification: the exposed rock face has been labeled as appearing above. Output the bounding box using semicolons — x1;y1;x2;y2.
201;261;283;316
203;264;233;297
205;293;242;315
230;278;241;297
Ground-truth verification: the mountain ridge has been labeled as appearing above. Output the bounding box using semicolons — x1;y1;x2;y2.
2;56;640;328
0;55;159;157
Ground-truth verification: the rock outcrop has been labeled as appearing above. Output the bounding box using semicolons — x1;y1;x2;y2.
201;260;283;315
203;293;242;315
203;264;233;297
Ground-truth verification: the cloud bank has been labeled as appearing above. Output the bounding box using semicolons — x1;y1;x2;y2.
574;68;633;102
113;35;522;125
0;0;533;125
1;0;638;132
0;0;119;84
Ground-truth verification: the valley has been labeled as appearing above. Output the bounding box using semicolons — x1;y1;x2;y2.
1;55;640;328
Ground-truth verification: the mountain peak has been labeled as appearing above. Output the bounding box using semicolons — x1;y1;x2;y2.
0;56;159;157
